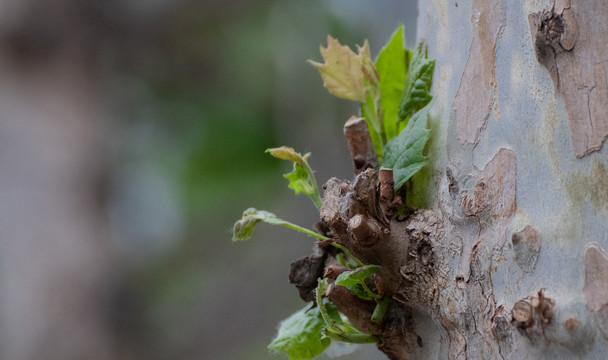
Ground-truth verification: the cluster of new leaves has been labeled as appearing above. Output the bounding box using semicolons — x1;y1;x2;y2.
310;24;435;190
232;205;385;358
268;278;381;360
233;205;386;360
232;25;436;360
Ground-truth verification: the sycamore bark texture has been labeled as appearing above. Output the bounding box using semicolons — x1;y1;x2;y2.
403;0;608;358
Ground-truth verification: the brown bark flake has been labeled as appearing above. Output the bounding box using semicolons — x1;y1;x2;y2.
583;243;608;338
530;0;608;157
511;225;542;273
452;0;505;145
461;148;517;220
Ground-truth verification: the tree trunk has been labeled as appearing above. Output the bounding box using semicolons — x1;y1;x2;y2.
320;0;608;359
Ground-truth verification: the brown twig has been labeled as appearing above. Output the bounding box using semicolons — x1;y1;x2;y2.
344;116;378;174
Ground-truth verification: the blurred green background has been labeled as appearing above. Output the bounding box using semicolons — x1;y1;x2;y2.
0;0;417;359
106;1;418;359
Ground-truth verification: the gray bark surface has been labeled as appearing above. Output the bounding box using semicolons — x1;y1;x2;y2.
408;0;608;358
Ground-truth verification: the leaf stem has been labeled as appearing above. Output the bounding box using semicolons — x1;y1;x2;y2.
364;101;386;148
360;281;382;301
329;242;364;267
302;160;323;209
281;221;328;241
315;279;336;328
322;328;379;344
371;296;390;323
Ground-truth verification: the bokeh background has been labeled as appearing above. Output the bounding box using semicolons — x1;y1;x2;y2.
0;0;417;359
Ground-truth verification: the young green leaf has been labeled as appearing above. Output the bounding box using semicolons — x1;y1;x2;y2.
266;147;322;209
382;100;434;190
268;303;332;360
334;265;382;301
375;24;406;141
398;43;435;123
334;265;381;287
232;208;328;242
308;36;379;103
309;35;383;152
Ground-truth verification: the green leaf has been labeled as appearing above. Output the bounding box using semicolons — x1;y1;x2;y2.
308;36;379;102
334;265;381;287
284;164;315;195
398;43;435;123
334;265;381;301
232;208;280;241
375;24;406;141
266;147;322;209
232;208;328;242
268;303;333;360
383;100;434;190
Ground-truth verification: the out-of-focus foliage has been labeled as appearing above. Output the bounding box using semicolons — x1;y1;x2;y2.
104;1;418;359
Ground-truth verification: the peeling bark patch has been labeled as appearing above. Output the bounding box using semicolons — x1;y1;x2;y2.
511;225;542;273
452;0;504;144
583;243;608;338
529;0;608;157
461;148;517;219
492;305;512;340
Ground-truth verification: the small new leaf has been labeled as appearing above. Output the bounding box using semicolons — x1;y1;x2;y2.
232;208;281;242
232;208;327;242
267;147;322;209
398;43;435;123
309;36;379;102
268;303;332;360
383;100;434;190
335;265;381;301
375;24;407;140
